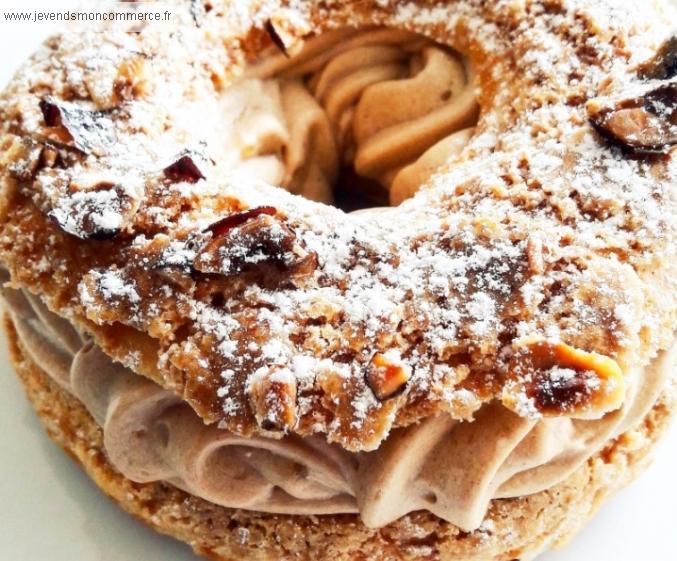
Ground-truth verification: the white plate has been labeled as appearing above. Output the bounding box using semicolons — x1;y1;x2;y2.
0;8;676;561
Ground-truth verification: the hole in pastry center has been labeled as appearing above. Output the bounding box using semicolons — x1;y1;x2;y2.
227;26;479;212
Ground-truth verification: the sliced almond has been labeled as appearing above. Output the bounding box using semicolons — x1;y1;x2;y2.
39;97;116;157
638;35;677;80
194;210;317;280
587;82;676;154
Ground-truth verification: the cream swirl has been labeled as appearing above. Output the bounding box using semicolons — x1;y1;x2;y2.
2;286;673;530
3;286;357;516
220;27;478;206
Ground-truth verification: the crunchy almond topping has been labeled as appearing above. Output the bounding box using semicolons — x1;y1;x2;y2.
49;179;142;240
366;352;412;401
163;151;207;184
587;82;677;154
38;98;116;156
114;56;148;102
39;99;62;127
40;145;60;169
502;341;625;419
264;19;288;56
638;35;677;80
204;206;277;237
247;366;298;432
263;16;305;58
2;137;43;182
194;210;317;280
526;235;544;275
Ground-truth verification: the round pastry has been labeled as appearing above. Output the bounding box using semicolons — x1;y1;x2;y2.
0;1;675;560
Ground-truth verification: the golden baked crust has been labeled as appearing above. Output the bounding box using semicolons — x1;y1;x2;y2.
5;313;675;561
0;0;675;452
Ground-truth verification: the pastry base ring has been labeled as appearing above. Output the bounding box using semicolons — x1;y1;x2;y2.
5;314;674;561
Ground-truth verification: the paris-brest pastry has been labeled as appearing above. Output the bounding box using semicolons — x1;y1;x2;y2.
0;1;675;560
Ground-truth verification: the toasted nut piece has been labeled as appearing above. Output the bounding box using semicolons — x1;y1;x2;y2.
587;82;676;154
39;98;63;127
194;210;317;280
49;177;143;240
1;137;43;181
40;145;60;169
526;235;545;275
638;35;677;80
40;97;117;156
163;151;208;184
264;17;305;58
502;341;625;420
39;97;116;156
247;366;298;431
114;56;148;101
205;206;276;237
366;352;412;400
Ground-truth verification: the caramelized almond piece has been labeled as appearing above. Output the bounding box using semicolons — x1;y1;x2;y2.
264;19;290;57
366;352;412;400
194;210;317;280
163;151;207;183
114;56;148;101
39;98;115;156
247;366;298;431
638;35;677;80
2;137;43;181
39;99;62;127
526;234;545;275
49;179;142;240
204;206;276;237
502;341;625;419
263;17;304;58
587;82;677;154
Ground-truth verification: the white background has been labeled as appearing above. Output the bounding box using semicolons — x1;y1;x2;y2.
0;4;675;560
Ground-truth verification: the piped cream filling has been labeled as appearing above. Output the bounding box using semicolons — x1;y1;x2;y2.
3;285;673;531
209;27;479;208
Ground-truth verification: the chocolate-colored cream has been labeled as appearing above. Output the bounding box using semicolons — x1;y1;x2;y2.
219;27;478;206
3;286;673;530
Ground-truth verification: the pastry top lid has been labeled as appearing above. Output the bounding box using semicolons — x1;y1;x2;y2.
0;0;674;451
